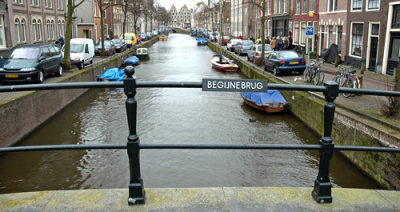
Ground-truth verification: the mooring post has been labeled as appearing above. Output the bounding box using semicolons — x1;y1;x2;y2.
124;66;145;205
312;81;338;203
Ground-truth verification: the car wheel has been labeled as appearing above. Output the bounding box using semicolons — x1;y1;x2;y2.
90;59;93;64
36;70;44;83
273;67;279;76
55;65;63;76
247;56;250;61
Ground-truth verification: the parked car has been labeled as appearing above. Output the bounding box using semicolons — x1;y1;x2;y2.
247;44;273;62
112;38;127;53
223;36;231;45
264;50;306;76
146;32;153;39
140;33;147;41
152;30;159;36
234;40;254;56
63;38;95;69
210;31;219;42
227;39;241;52
95;40;116;56
120;33;137;48
0;44;63;84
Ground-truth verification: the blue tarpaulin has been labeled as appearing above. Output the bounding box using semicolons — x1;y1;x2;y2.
124;56;140;65
197;37;207;45
97;68;125;81
241;90;287;105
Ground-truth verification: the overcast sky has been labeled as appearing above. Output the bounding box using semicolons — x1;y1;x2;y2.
156;0;208;11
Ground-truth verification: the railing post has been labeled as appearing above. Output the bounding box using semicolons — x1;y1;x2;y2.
124;66;145;205
312;81;338;204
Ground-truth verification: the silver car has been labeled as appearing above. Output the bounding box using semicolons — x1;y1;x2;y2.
234;40;254;56
247;44;274;62
226;39;241;52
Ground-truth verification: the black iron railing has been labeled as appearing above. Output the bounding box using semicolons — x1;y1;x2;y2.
1;66;400;205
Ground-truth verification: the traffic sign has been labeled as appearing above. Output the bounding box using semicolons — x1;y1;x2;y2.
306;27;314;38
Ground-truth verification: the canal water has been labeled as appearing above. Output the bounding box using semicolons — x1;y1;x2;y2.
0;34;380;194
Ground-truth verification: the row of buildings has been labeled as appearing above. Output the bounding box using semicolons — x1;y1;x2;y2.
0;0;158;56
178;0;399;76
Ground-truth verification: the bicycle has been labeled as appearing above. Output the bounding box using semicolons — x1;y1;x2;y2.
332;64;348;86
303;59;324;85
340;67;361;98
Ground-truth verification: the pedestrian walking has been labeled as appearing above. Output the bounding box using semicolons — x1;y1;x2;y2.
276;36;284;50
270;37;277;50
283;37;289;50
265;37;270;44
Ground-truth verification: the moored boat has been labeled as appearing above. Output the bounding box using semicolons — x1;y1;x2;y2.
211;54;239;72
124;56;140;65
241;90;287;113
136;48;149;60
97;67;125;81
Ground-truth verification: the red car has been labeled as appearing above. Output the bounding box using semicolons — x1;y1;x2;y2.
223;36;231;45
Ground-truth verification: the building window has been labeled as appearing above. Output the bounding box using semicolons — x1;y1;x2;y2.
15;19;21;43
51;20;55;40
0;16;6;48
310;0;315;11
368;0;379;9
35;0;39;6
296;0;301;14
301;22;306;44
294;22;299;43
393;5;400;28
33;19;37;41
353;0;362;10
328;26;333;47
337;26;343;53
351;23;363;57
21;19;26;42
302;0;308;14
18;0;23;4
47;20;50;40
37;19;42;40
328;0;338;12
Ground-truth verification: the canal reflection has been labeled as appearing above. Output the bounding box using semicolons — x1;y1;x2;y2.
0;33;380;194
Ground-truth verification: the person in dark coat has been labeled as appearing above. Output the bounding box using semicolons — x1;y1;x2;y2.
276;36;284;50
265;37;270;44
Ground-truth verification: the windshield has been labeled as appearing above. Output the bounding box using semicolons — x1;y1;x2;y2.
243;41;254;45
279;51;300;59
9;47;39;59
122;35;132;40
70;44;84;53
112;39;120;44
257;45;273;51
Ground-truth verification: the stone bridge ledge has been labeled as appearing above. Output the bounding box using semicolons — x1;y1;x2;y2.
1;187;399;211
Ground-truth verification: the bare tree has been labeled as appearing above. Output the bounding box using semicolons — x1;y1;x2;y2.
128;0;145;35
64;0;85;69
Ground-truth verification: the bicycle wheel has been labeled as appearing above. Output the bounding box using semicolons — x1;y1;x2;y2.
303;68;312;83
313;69;324;85
341;78;354;98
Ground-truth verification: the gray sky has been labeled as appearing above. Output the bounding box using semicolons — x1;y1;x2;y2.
157;0;208;11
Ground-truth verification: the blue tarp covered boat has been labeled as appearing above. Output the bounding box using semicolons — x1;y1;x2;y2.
241;90;287;113
197;37;207;45
97;68;125;81
124;56;140;65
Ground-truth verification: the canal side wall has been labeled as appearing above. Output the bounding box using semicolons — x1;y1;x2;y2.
208;42;400;190
0;37;159;148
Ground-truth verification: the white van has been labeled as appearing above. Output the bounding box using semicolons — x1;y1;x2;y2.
64;38;95;69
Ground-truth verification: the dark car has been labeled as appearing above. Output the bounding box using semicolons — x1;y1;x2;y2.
0;44;63;84
140;33;147;41
264;50;306;76
111;39;127;53
95;40;116;56
234;40;254;55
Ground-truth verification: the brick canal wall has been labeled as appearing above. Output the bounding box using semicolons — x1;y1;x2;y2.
208;42;400;190
0;36;159;148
